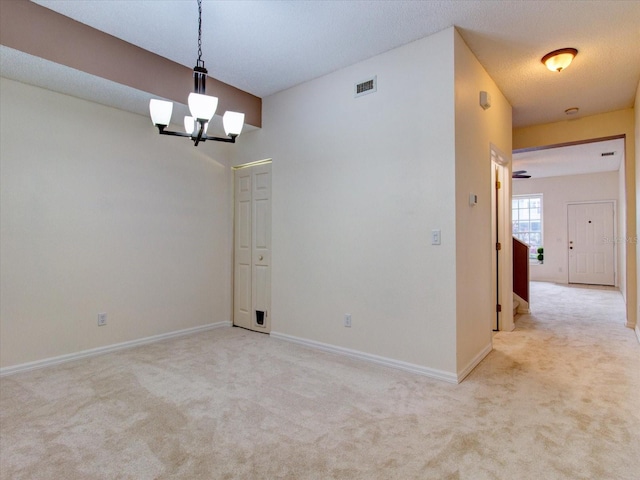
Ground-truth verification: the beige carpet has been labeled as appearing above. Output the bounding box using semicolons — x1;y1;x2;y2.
1;282;639;479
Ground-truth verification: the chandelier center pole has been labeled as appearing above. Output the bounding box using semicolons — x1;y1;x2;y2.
193;0;206;94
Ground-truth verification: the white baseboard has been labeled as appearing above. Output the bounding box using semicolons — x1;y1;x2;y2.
270;331;459;384
0;321;231;377
456;342;493;383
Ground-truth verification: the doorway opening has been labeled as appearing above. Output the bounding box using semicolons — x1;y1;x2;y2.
512;135;627;324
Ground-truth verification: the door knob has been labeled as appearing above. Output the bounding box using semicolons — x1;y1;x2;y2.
259;255;263;261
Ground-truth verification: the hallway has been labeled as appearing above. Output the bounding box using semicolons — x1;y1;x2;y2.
482;281;639;478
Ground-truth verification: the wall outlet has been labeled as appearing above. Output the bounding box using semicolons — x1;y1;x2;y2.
97;313;107;326
344;314;352;328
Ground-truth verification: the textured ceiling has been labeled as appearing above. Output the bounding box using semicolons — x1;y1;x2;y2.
0;46;258;135
28;0;640;129
513;138;624;180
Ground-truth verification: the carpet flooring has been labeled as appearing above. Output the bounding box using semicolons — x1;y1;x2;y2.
1;282;639;479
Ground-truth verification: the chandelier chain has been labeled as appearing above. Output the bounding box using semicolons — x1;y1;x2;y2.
197;0;203;66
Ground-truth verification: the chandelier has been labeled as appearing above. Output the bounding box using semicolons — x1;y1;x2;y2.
149;0;244;146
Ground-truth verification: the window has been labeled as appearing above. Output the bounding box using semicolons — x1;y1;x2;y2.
512;194;543;262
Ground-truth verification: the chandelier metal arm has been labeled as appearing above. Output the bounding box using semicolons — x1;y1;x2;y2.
155;124;237;145
156;125;192;138
200;135;237;144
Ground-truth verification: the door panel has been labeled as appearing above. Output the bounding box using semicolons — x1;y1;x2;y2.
235;264;251;312
568;202;614;286
252;165;271;331
234;170;252;329
255;200;269;249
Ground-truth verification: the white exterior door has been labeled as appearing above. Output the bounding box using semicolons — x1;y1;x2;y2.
567;202;615;286
234;163;271;332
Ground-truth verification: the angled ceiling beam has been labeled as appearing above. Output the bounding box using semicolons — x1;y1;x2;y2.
0;0;261;128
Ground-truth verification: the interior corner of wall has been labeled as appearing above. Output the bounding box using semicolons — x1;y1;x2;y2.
457;341;492;383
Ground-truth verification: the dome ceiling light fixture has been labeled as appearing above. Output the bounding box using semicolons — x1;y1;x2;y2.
149;0;244;146
565;107;579;116
541;48;578;72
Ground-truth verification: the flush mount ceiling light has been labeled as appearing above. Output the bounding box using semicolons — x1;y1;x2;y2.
541;48;578;72
564;107;579;116
149;0;244;146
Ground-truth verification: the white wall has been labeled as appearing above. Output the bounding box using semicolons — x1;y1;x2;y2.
513;171;620;284
453;31;513;373
233;27;511;379
0;78;233;368
1;27;513;378
618;145;627;303
233;28;459;375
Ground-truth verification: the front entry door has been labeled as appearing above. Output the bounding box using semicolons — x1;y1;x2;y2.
234;163;271;332
568;202;615;286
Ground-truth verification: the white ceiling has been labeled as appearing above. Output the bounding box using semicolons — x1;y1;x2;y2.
22;0;640;130
4;1;634;179
513;138;624;180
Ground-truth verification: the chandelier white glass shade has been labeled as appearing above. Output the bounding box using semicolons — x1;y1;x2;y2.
223;111;245;136
148;0;244;146
149;99;173;127
184;116;209;135
187;93;218;123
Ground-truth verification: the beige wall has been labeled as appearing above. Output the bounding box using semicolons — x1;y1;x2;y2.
0;78;233;368
453;30;512;375
513;109;636;329
513;172;620;284
233;27;511;381
234;29;460;377
1;26;513;381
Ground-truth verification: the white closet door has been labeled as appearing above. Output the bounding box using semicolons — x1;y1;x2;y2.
234;163;271;332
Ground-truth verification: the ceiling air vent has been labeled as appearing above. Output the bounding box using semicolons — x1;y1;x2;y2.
354;76;377;98
601;151;616;157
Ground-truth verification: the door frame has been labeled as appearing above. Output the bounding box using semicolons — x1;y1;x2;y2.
232;159;273;333
491;144;515;332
